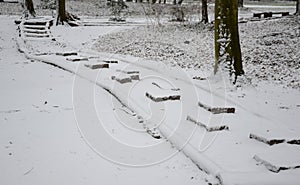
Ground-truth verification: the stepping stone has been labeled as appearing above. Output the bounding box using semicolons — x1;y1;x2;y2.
111;73;140;84
253;145;300;173
151;82;180;91
111;75;132;84
145;87;180;102
116;69;139;74
56;51;78;57
249;133;300;146
187;115;229;132
198;102;235;114
103;60;118;64
84;62;109;69
66;56;88;62
193;76;207;80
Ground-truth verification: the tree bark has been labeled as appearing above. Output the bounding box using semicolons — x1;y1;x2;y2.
238;0;243;7
25;0;36;17
57;0;67;24
296;0;300;15
202;0;208;23
178;0;184;5
214;0;244;82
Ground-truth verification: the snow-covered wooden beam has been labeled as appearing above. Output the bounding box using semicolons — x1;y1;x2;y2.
198;102;235;114
187;115;229;132
84;63;109;70
249;133;300;146
56;51;78;56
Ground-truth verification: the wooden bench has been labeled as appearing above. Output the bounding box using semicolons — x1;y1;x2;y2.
253;12;289;18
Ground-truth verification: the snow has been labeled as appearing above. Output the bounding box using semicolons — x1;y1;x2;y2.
1;2;300;185
0;15;208;185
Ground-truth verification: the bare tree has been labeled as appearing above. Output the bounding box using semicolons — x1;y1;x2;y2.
214;0;244;82
202;0;208;23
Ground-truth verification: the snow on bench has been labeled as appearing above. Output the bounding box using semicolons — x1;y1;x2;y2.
66;56;88;62
186;115;229;132
84;62;109;69
145;83;180;102
23;25;47;30
23;29;48;34
24;33;50;38
56;51;78;57
249;133;300;146
198;102;235;114
253;145;300;173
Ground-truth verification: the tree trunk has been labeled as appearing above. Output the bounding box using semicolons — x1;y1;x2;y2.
25;0;36;17
178;0;184;5
296;0;300;15
57;0;67;24
214;0;244;82
173;0;177;5
202;0;208;23
238;0;243;7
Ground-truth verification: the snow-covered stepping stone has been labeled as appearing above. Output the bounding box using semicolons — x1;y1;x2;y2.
56;51;78;56
253;145;300;173
111;75;132;84
66;56;88;62
249;132;300;146
84;62;109;69
111;73;140;84
103;60;118;64
198;102;235;114
193;76;207;80
116;69;139;74
186;115;229;132
145;84;180;102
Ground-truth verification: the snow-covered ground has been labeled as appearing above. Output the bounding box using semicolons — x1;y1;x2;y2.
0;15;209;185
1;2;300;185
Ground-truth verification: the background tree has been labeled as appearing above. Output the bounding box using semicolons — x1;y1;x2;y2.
56;0;67;24
238;0;243;7
25;0;36;17
296;0;300;15
214;0;244;83
202;0;208;23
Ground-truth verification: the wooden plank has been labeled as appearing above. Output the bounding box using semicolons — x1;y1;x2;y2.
116;69;139;74
84;63;109;69
56;51;78;56
187;115;229;132
249;133;300;146
66;56;88;62
198;102;235;114
253;145;300;173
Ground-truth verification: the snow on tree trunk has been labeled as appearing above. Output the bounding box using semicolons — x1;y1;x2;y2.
25;0;36;17
214;0;244;83
202;0;208;23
